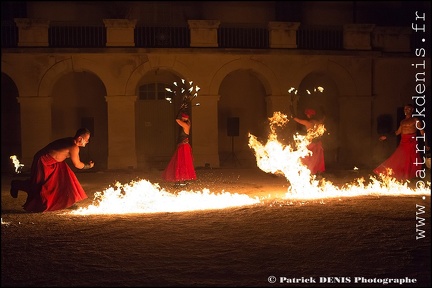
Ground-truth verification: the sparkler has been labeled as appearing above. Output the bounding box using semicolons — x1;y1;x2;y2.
288;86;324;117
9;155;24;174
165;79;200;118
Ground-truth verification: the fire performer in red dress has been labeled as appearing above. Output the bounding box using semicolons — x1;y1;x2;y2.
374;104;429;180
162;113;197;186
293;108;326;175
10;128;94;212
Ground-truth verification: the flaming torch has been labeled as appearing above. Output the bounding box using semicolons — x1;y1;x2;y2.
165;79;200;117
10;155;24;174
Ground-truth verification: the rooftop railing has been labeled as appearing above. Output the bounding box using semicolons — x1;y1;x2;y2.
135;26;190;48
297;25;343;50
0;20;342;50
218;25;269;49
2;20;422;52
49;24;106;48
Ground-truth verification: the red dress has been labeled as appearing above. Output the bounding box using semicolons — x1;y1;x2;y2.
373;133;421;180
162;131;197;182
23;144;88;212
302;140;325;174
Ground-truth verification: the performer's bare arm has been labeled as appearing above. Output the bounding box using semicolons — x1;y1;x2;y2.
69;145;87;169
176;119;191;135
293;117;314;130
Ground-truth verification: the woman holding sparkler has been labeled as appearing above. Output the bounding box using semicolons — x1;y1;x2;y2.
10;128;94;212
162;112;197;186
292;108;326;176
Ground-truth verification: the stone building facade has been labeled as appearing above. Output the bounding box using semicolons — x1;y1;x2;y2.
1;1;430;172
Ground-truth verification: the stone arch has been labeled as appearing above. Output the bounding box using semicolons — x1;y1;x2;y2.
35;58;109;169
127;61;194;169
286;59;357;167
217;69;269;167
125;60;192;96
38;57;108;97
2;61;37;96
209;58;281;96
289;59;357;97
1;63;15;79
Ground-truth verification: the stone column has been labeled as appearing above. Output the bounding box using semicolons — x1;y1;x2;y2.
188;20;220;47
103;19;137;47
268;22;300;48
343;24;375;50
14;18;50;47
265;94;292;117
17;96;52;164
105;95;138;169
190;94;220;168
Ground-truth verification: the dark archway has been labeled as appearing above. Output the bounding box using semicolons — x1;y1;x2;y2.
52;71;108;171
218;70;267;167
1;73;21;173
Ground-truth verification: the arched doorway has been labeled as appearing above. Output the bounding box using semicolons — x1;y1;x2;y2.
135;69;185;170
1;73;21;173
218;70;267;167
51;71;108;171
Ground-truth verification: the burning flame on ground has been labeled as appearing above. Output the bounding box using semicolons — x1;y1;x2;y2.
248;112;430;200
10;155;24;173
68;111;429;216
70;180;260;215
1;218;11;226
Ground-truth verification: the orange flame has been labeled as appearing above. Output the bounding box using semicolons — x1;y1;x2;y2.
9;155;24;174
249;112;430;200
69;111;429;215
70;179;261;215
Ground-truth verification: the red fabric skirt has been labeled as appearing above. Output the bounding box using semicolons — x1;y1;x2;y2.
374;133;422;180
162;143;197;182
23;153;88;212
302;141;325;174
